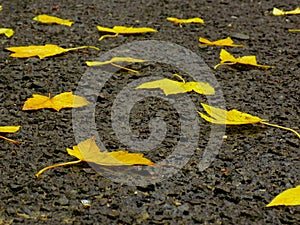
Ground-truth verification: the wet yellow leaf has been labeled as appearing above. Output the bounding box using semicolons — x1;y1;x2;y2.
136;74;215;96
167;17;204;27
273;7;300;16
6;44;99;59
33;14;74;26
0;126;21;145
22;92;89;111
97;25;157;41
199;37;243;47
86;57;147;73
266;185;300;207
214;49;274;70
0;28;14;38
35;137;154;177
199;103;300;139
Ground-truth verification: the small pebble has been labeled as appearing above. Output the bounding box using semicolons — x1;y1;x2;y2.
81;199;91;208
231;32;250;40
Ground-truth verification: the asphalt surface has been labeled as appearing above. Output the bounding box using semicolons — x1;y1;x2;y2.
0;0;299;224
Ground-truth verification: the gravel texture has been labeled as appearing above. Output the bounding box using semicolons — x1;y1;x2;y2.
0;0;299;224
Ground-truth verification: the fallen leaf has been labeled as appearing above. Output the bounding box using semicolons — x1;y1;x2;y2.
97;25;157;41
33;14;74;26
22;92;89;111
199;103;300;139
199;37;243;47
0;5;2;11
272;7;300;16
136;74;215;96
35;137;154;177
266;185;300;207
288;29;300;32
0;126;21;145
199;103;265;125
0;28;14;38
86;57;147;73
6;44;99;59
214;49;274;70
0;126;20;133
167;17;204;27
67;137;154;166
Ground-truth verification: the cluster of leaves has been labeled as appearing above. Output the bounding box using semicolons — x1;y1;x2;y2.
1;5;299;207
0;7;158;174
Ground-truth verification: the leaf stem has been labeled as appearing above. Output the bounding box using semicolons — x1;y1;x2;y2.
35;160;82;178
67;46;100;51
110;63;139;74
172;73;185;83
98;33;118;41
261;122;300;139
0;135;21;145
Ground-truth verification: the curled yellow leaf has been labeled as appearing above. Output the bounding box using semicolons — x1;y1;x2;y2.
33;14;74;26
199;103;264;125
0;28;14;38
22;92;89;111
199;103;300;139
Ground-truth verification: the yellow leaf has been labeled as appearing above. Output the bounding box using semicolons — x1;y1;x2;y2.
199;103;264;125
86;57;147;73
22;92;89;111
0;28;14;38
67;137;154;166
199;37;243;47
136;74;215;96
0;5;2;11
97;25;157;41
33;14;74;26
273;7;300;16
0;126;21;133
167;17;204;27
199;103;252;123
35;137;154;177
0;126;21;145
266;185;300;207
214;49;274;70
199;103;300;139
6;44;99;59
288;29;300;32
